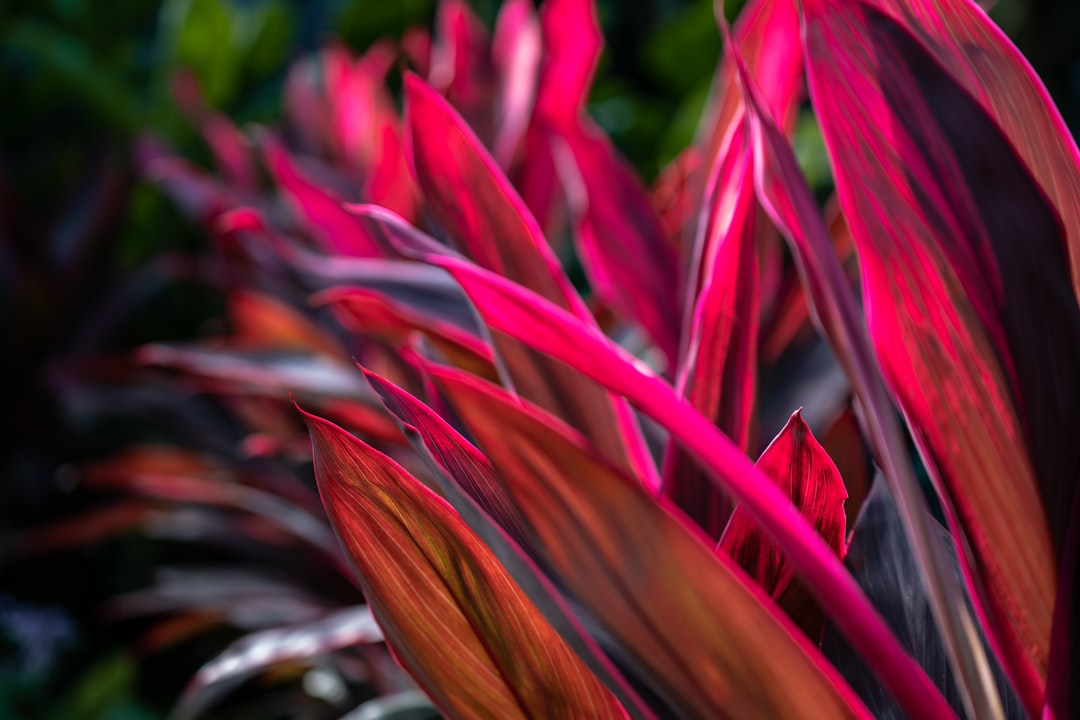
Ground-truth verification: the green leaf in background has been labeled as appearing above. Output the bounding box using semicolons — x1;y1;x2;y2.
162;0;237;107
54;653;158;720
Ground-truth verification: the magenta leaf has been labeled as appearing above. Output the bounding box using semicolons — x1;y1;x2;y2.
802;0;1080;709
662;120;759;537
398;240;956;719
263;139;382;258
719;410;848;642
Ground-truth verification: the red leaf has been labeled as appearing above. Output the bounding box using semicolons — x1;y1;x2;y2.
361;365;661;719
359;367;528;551
662;120;759;538
398;243;957;719
560;122;682;367
316;286;497;381
300;407;627;719
736;43;1007;720
535;0;600;125
802;0;1080;708
431;367;869;719
719;410;847;642
264;139;381;258
228;290;344;357
401;83;658;488
429;0;495;145
491;0;541;169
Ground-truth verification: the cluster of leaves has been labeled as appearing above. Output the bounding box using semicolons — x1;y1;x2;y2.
11;0;1080;717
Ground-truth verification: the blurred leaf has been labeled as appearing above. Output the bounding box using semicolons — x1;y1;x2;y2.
178;605;382;718
240;1;293;82
641;1;720;95
54;652;156;720
4;20;140;129
162;0;237;107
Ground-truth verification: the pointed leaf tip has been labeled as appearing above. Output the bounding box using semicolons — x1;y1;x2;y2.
300;407;626;719
720;411;847;642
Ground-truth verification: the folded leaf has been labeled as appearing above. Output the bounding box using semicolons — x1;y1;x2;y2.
720;410;847;642
697;0;802;183
301;407;627;719
735;40;1008;720
391;100;661;485
430;367;868;720
362;366;662;720
395;246;955;718
803;0;1080;708
663;120;758;538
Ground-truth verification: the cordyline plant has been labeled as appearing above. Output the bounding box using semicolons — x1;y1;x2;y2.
125;0;1080;717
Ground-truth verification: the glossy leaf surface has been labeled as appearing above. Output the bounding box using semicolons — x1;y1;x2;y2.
404;75;654;484
431;367;868;720
362;366;661;720
395;240;957;719
663;122;758;537
302;408;626;720
803;0;1080;707
719;410;847;642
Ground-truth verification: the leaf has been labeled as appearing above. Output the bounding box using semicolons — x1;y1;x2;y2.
430;366;868;719
136;345;402;441
360;367;529;552
662;120;758;538
398;244;957;719
491;0;541;169
559;122;682;367
719;410;847;642
841;0;1080;302
734;37;1006;720
392;97;660;486
263;138;381;258
802;0;1080;708
534;0;600;126
361;366;661;720
315;285;497;380
697;0;803;183
530;0;680;366
821;478;1025;720
228;290;344;356
429;0;495;146
300;407;627;719
178;605;383;720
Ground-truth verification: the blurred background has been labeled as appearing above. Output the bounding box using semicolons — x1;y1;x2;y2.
1;0;1077;717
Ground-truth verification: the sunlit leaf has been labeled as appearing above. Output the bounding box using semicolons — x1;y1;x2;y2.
431;366;868;719
301;407;626;719
802;0;1080;708
720;410;847;642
